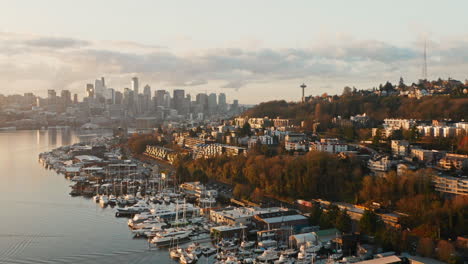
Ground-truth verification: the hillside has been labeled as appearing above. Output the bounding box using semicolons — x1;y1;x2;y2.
242;96;468;122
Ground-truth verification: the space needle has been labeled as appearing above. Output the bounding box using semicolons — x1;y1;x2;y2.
300;83;307;103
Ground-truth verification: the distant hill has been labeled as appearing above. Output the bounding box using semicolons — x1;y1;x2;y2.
242;95;468;122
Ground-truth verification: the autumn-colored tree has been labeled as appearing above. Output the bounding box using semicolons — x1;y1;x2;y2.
359;210;380;235
417;237;434;258
436;240;457;264
335;209;352;233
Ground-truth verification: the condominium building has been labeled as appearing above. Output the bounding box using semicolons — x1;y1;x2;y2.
433;175;468;196
310;138;348;153
383;118;417;130
391;140;409;157
438;153;468;170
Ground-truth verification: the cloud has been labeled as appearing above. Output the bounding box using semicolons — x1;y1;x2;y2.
1;31;468;100
221;80;247;89
25;37;90;49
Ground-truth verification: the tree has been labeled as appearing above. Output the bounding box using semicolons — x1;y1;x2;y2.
390;129;403;140
308;205;322;226
359;210;380;235
398;77;405;88
417;237;434;258
372;128;382;145
342;86;352;96
436;240;457;264
239;122;252;137
335;210;352;233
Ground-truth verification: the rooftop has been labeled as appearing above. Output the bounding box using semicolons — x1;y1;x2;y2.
354;255;401;264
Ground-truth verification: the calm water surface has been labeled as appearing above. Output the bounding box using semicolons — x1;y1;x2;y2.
0;129;177;264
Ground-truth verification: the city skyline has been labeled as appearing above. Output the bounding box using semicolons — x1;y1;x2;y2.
3;1;468;104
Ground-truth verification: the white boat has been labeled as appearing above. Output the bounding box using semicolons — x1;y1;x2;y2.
125;194;136;204
150;229;192;246
132;220;165;231
143;224;167;237
179;252;197;264
256;248;279;263
170;247;183;259
258;239;277;248
274;254;294;264
99;195;109;206
202;247;216;256
116;201;150;216
223;255;239;264
117;196;127;206
93;195;100;203
108;194;117;205
241;240;256;249
186;243;202;256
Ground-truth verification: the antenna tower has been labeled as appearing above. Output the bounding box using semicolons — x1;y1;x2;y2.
423;40;428;80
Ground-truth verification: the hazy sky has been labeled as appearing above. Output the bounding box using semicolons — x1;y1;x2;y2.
1;0;468;104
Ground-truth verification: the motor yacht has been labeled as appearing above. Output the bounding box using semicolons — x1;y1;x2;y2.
150;229;192;247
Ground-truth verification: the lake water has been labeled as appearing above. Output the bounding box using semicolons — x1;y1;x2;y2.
0;129;177;264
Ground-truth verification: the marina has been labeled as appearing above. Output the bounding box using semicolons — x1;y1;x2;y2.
1;129;411;264
33;132;365;264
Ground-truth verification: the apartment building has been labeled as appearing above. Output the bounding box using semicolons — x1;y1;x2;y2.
433;175;468;196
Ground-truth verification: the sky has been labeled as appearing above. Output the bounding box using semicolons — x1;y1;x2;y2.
1;0;468;104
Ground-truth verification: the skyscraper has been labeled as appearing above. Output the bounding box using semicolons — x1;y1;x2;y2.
155;90;167;107
86;84;94;98
114;91;123;105
61;90;72;106
143;85;151;98
123;88;134;108
94;78;105;98
196;93;208;112
131;77;139;95
232;99;239;113
173;89;185;114
143;85;152;112
47;89;56;100
208;93;217;113
218;93;227;112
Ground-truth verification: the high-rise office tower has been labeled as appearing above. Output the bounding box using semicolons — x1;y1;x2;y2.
86;84;95;98
173;89;185;114
114;91;123;105
143;85;152;112
195;93;208;112
163;91;171;108
208;93;217;113
131;77;139;95
73;94;78;104
143;85;151;97
218;93;227;112
47;89;57;105
61;90;72;106
106;88;115;104
232;99;239;113
123;88;134;107
183;94;191;114
155;90;167;107
137;93;145;114
94;78;105;98
47;89;56;99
